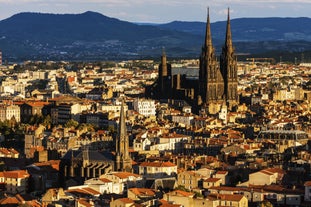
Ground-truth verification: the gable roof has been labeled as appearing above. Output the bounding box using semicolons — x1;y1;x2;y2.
128;188;156;197
208;193;244;201
0;170;30;179
140;161;176;168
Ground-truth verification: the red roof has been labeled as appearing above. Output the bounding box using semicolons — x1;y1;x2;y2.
140;161;176;168
0;170;30;179
305;181;311;187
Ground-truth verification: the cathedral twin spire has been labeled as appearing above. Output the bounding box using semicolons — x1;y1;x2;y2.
199;7;238;110
204;7;233;54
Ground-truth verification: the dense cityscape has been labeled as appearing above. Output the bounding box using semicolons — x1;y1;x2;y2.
0;8;311;207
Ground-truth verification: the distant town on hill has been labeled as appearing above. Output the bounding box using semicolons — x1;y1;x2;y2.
0;11;311;62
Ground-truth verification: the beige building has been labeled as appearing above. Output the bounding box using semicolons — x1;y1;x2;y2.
164;190;195;207
208;193;248;207
110;198;135;207
0;170;30;194
249;169;280;186
139;161;177;178
177;170;206;190
203;178;221;189
0;147;19;158
214;170;229;185
0;104;20;122
100;171;144;193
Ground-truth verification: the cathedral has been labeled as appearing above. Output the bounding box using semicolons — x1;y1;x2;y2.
146;9;238;114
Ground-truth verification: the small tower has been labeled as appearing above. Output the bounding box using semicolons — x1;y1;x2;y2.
115;98;132;172
158;48;172;98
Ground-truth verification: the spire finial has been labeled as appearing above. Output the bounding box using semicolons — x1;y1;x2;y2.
205;6;212;48
225;7;232;47
162;47;166;56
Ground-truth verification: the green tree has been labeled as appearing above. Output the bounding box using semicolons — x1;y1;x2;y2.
65;119;79;128
42;115;52;128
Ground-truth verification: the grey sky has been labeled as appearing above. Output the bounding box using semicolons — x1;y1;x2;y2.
0;0;310;23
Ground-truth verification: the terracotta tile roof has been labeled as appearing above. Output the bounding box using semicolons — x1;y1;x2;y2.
204;178;221;183
160;204;183;207
140;161;176;168
161;133;189;139
117;198;134;204
67;187;100;196
170;190;194;197
0;196;19;205
208;193;244;201
33;160;61;171
78;198;93;207
1;170;30;179
112;172;141;179
128;188;156;196
259;169;276;176
305;181;311;187
26;200;42;207
99;178;112;183
216;171;228;175
25;101;49;107
265;167;284;174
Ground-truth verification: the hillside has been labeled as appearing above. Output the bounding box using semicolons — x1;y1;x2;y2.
0;11;310;61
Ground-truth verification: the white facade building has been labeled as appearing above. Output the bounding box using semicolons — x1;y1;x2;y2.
133;99;156;117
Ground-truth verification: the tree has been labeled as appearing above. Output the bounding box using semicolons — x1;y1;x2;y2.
42;115;52;128
65;119;79;128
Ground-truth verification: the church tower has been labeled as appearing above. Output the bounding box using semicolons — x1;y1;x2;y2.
115;99;132;172
158;48;172;97
220;8;238;108
198;8;224;107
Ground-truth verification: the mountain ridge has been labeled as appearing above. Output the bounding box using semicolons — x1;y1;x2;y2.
0;11;310;61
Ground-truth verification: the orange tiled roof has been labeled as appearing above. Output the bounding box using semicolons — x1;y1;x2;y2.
208;193;244;201
171;190;194;197
140;161;176;168
25;101;49;107
78;198;93;207
1;170;30;179
117;198;134;204
305;181;311;187
99;178;112;183
66;187;100;196
204;178;221;183
0;196;19;205
112;172;140;179
216;171;228;175
129;188;156;196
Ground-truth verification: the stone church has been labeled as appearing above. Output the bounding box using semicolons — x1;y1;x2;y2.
146;9;238;114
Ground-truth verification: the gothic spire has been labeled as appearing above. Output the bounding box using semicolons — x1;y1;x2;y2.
204;7;213;48
118;98;127;141
225;8;233;49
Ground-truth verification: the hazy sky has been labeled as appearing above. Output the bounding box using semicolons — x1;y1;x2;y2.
0;0;310;23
